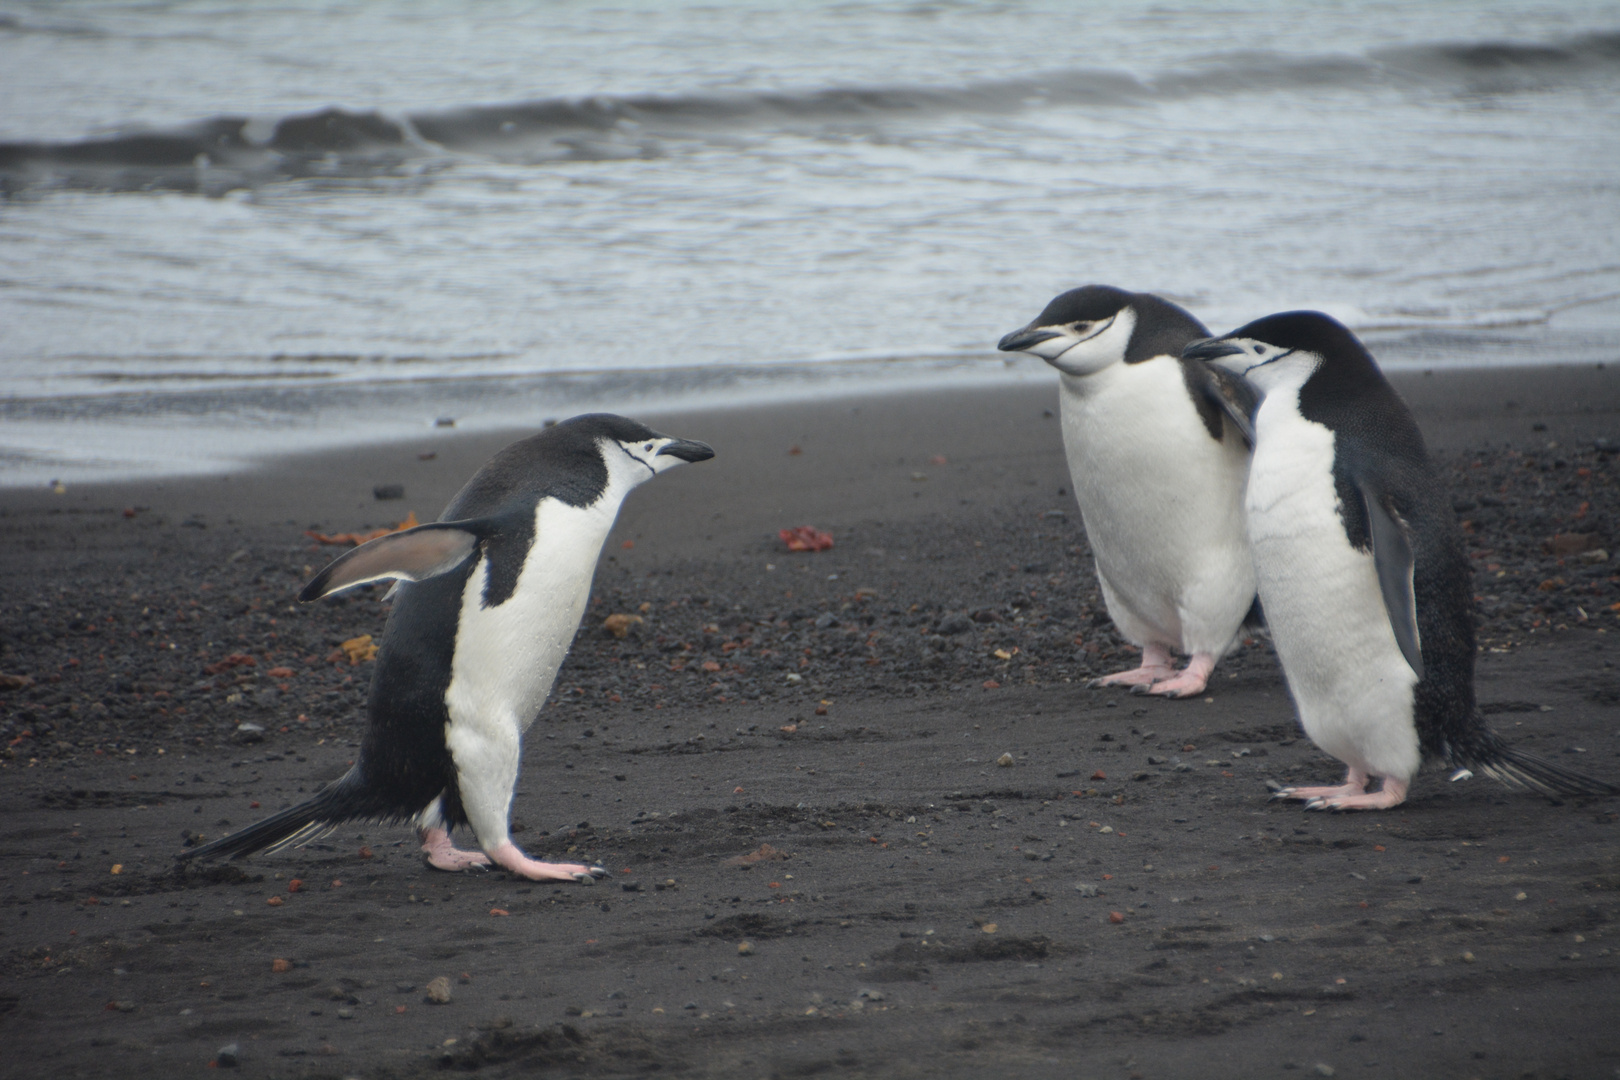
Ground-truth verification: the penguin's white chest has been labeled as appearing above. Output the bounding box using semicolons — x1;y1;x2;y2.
444;497;616;734
1058;356;1253;655
1247;395;1420;781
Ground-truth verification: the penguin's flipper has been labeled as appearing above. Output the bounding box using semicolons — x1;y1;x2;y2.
1180;357;1258;446
1360;484;1424;680
300;520;489;601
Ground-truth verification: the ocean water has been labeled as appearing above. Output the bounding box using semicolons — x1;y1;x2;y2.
2;1;1618;484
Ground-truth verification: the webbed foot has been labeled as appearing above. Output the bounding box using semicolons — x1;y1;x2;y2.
489;842;607;883
420;827;491;872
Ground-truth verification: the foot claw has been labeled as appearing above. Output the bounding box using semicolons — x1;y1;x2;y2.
571;866;607;885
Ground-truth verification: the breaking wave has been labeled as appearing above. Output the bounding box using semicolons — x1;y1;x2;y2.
3;29;1615;195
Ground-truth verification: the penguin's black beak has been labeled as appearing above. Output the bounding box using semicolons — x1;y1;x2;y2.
657;438;715;463
997;326;1062;353
1181;337;1245;363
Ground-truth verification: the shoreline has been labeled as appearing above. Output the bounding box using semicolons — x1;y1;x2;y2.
1;353;1615;491
4;362;1618;514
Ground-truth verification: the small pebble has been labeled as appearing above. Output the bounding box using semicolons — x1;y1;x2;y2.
337;1008;355;1019
216;1043;240;1067
425;976;452;1004
737;941;754;956
995;752;1014;767
1313;1066;1334;1078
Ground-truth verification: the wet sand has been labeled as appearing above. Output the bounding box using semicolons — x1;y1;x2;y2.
1;366;1618;1079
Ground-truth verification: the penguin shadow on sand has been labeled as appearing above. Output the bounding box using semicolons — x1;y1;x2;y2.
179;414;714;880
998;284;1261;699
1186;311;1619;811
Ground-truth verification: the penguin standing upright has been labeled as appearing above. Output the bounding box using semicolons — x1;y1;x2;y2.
181;414;715;878
1185;312;1617;809
998;285;1259;698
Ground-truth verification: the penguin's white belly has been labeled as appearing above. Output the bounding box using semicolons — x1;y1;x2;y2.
442;497;615;812
1060;357;1254;656
1247;405;1420;781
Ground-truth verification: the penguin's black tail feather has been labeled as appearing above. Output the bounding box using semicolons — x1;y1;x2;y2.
177;768;384;862
1452;728;1620;799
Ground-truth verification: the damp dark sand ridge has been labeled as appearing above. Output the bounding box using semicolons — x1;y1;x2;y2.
0;366;1617;1078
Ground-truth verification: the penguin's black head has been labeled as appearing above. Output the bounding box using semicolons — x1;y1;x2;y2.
998;285;1206;375
561;413;715;484
448;414;714;517
1183;310;1376;395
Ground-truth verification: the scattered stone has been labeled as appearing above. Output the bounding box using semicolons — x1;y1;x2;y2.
216;1043;240;1067
737;941;755;956
996;752;1015;767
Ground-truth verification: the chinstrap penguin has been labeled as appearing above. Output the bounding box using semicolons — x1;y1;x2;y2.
180;414;715;878
1185;312;1618;809
997;285;1260;698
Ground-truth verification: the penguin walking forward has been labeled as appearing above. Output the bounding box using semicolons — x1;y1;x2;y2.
180;414;715;878
998;285;1259;698
1185;312;1618;810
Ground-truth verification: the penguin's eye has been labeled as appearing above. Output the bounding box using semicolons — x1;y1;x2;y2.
644;443;654;452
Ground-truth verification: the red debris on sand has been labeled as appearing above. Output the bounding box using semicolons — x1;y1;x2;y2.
779;526;834;552
306;511;420;547
724;844;788;867
203;653;256;676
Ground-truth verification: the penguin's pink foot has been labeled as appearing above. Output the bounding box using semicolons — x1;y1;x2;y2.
1305;777;1409;811
1269;768;1370;803
488;842;607;884
1089;644;1175;690
1137;653;1217;699
1275;781;1366;801
419;828;491;872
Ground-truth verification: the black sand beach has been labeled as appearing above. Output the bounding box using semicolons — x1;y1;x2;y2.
2;367;1618;1079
